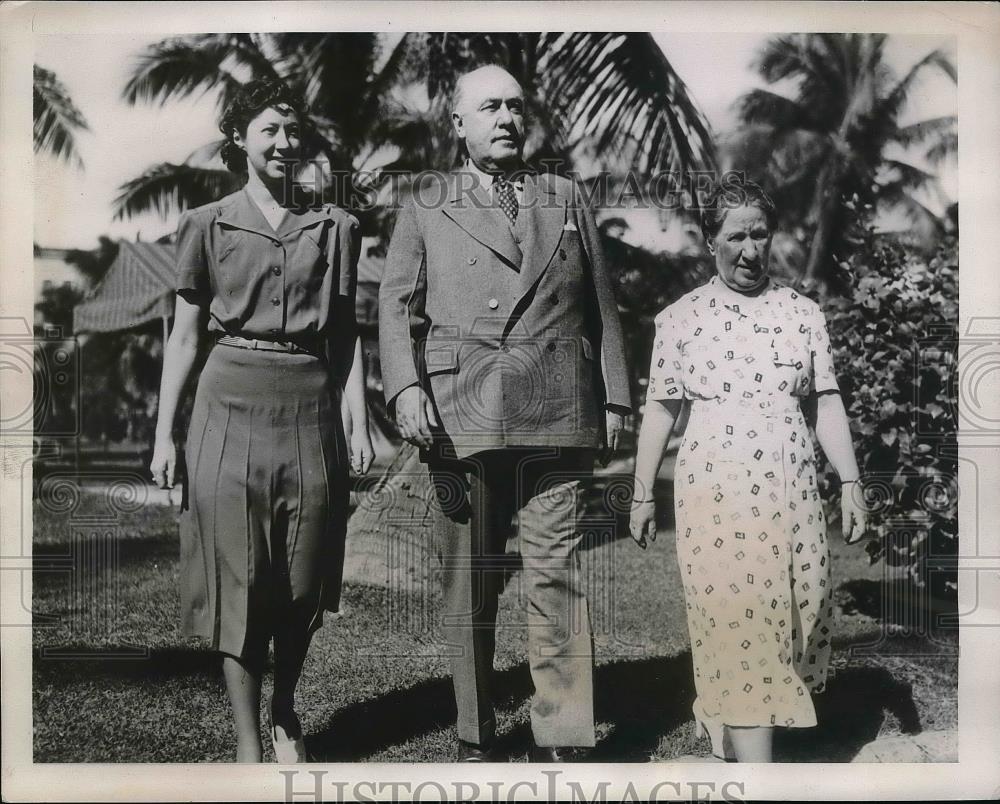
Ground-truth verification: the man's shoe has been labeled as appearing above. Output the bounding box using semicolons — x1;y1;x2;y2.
456;739;495;762
530;744;592;763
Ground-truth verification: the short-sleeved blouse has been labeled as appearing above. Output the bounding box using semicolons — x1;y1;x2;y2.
646;276;839;405
174;188;361;344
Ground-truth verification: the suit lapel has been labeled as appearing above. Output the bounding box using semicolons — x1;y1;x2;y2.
441;172;523;269
516;173;566;300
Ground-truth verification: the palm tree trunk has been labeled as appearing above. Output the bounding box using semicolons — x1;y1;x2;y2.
803;147;850;290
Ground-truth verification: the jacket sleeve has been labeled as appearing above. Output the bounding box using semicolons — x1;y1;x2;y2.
378;200;429;407
574;184;633;413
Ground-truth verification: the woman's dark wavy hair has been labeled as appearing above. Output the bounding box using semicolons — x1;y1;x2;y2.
700;173;778;243
219;78;312;173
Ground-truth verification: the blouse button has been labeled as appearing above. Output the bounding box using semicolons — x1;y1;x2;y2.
271;296;281;306
488;298;499;310
272;240;281;248
467;256;477;265
272;266;282;276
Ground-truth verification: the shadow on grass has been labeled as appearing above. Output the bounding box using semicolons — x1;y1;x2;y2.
33;646;220;680
307;649;923;762
32;643;924;763
775;663;922;762
838;578;959;630
306;665;534;761
33;533;179;568
306;654;697;762
591;654;695;761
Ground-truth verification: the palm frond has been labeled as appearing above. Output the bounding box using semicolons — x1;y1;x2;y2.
893;115;957;147
183;138;227;168
880;158;937;191
33;65;89;168
925;130;958;166
757;34;845;101
542;32;716;178
122;35;242;109
736;89;821;133
873;49;956;132
112;163;242;221
892;115;957;166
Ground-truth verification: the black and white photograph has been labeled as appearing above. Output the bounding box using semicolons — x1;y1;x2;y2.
3;1;999;801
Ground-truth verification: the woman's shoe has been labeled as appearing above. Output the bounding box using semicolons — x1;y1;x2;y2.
270;708;307;763
692;701;735;761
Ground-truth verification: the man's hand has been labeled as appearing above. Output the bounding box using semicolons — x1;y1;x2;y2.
394;385;439;449
598;409;625;466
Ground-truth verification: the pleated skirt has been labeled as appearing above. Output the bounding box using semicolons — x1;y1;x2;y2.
179;344;349;659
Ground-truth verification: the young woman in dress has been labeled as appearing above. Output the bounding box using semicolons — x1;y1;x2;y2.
150;78;373;763
629;177;869;762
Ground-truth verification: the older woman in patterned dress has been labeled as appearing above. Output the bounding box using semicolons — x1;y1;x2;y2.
629;177;869;762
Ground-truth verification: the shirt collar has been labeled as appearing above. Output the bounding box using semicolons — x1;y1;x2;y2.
465;159;524;190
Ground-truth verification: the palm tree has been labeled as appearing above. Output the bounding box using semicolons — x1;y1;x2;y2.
728;34;956;288
33;65;89;168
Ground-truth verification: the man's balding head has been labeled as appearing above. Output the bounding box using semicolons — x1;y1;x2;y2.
451;65;526;172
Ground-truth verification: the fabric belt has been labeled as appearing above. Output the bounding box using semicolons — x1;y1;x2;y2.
216;334;320;356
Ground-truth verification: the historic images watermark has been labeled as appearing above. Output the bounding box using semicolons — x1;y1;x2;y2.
279;165;746;215
278;768;748;803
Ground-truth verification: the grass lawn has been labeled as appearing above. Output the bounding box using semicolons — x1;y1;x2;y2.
32;485;957;763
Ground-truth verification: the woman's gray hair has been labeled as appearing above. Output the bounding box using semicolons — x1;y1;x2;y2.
700;174;778;242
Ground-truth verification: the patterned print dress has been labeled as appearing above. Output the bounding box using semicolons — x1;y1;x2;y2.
646;276;840;728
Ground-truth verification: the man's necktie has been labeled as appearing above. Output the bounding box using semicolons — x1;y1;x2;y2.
493;176;519;226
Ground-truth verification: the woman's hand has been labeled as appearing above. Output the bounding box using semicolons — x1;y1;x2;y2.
629;499;657;550
350;427;375;475
841;480;869;545
150;437;177;489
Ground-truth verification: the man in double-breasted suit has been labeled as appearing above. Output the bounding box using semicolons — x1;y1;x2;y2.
378;65;631;761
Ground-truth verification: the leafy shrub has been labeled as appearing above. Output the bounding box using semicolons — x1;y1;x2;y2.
817;218;958;599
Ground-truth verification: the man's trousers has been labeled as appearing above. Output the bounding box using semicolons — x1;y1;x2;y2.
427;447;596;748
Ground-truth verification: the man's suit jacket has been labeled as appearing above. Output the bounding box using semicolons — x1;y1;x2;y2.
379;169;631;460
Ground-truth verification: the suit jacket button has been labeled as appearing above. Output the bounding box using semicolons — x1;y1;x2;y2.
488;298;499;310
547;342;557;352
559;249;567;260
549;293;559;305
468;256;477;265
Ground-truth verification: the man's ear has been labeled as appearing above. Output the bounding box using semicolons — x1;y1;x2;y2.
451;111;464;139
